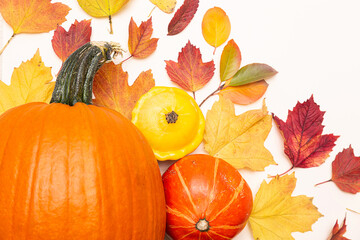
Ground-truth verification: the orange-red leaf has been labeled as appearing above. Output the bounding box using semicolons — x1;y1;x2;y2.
128;17;158;58
273;95;339;169
220;39;241;82
331;146;360;194
165;41;215;92
219;80;268;105
0;0;70;34
52;19;92;62
329;217;349;240
93;62;155;120
167;0;199;36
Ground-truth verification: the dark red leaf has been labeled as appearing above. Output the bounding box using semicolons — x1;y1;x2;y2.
52;19;92;62
273;95;339;170
329;217;349;240
331;146;360;194
167;0;199;36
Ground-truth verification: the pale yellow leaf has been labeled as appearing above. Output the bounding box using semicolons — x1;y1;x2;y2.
150;0;176;13
249;173;323;240
0;50;54;115
77;0;129;17
204;96;275;170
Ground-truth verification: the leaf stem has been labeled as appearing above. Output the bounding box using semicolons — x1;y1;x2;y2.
199;83;225;107
314;179;332;187
269;166;294;178
109;15;113;34
346;208;360;214
0;33;16;56
120;55;133;65
192;91;196;100
148;6;157;18
213;47;217;55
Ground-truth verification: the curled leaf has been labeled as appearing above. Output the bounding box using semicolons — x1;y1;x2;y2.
0;50;55;115
329;217;349;240
228;63;277;87
93;62;155;120
165;41;215;92
220;39;242;82
249;173;323;240
167;0;199;36
52;19;92;62
202;7;231;49
219;80;268;105
128;17;159;59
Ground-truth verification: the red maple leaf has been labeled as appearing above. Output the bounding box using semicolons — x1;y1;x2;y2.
273;95;339;174
165;41;215;92
52;19;92;62
329;217;349;240
167;0;199;36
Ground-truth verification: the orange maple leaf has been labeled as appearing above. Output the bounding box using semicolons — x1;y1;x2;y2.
128;17;159;59
0;0;70;55
165;41;215;92
92;62;155;120
52;19;92;62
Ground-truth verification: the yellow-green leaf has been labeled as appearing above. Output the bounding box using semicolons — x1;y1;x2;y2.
203;96;275;170
0;50;54;115
249;173;323;240
220;39;241;82
202;7;231;49
150;0;177;13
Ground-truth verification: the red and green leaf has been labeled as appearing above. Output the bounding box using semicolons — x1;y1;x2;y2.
165;41;215;92
273;95;339;171
167;0;199;36
220;39;241;82
229;63;277;87
128;17;158;59
52;19;92;62
329;217;349;240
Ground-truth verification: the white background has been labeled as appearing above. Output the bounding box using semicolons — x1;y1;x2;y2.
1;0;360;239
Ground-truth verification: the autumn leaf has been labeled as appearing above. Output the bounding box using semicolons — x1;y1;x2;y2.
150;0;176;13
0;50;55;115
203;96;275;170
316;146;360;194
0;0;70;55
228;63;278;87
249;173;323;240
273;95;339;174
202;7;231;52
167;0;199;36
219;80;268;105
93;62;155;120
52;19;92;62
220;39;242;82
128;17;159;59
329;217;349;240
77;0;128;33
165;41;215;93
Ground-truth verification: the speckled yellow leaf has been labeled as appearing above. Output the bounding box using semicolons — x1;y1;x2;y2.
249;173;323;240
202;7;231;49
203;96;275;170
150;0;176;13
0;50;54;115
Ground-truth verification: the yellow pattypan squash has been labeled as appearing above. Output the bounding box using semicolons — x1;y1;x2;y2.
132;87;205;160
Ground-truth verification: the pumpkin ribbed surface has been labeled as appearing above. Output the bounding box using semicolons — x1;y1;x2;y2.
0;102;166;240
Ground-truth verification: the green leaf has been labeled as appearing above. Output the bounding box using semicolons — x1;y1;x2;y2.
229;63;277;87
220;39;241;82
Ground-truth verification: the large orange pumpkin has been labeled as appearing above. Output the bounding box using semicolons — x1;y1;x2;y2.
0;42;166;239
163;154;253;239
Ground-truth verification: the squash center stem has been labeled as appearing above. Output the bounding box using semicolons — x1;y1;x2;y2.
196;218;210;232
165;111;179;124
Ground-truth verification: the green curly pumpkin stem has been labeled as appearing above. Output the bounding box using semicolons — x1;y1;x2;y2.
50;42;124;106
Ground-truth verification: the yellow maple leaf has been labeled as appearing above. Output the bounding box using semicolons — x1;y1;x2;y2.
249;173;323;240
203;96;275;170
0;50;55;115
150;0;177;13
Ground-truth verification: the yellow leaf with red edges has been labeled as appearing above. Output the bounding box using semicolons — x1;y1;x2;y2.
0;50;55;115
219;80;268;105
128;17;159;59
52;19;92;62
150;0;177;13
92;62;155;120
0;0;70;34
249;173;323;240
204;96;275;170
202;7;231;49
